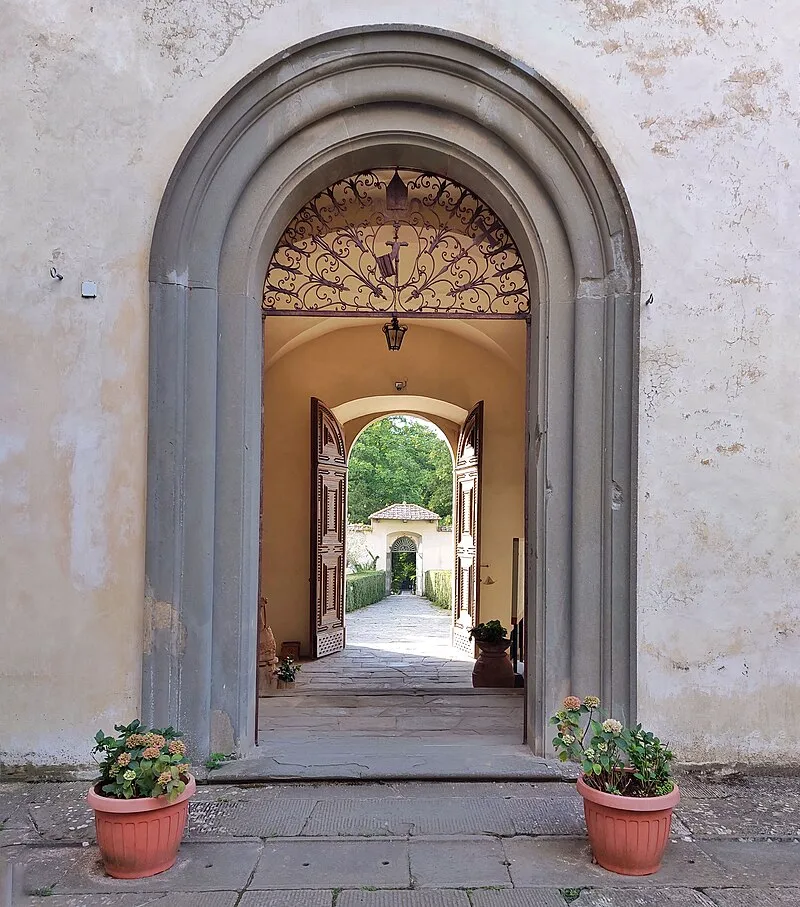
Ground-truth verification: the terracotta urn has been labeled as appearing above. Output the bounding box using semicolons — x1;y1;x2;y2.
577;773;680;875
471;638;515;688
87;775;196;878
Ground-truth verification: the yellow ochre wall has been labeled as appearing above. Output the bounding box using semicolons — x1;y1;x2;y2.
261;319;527;654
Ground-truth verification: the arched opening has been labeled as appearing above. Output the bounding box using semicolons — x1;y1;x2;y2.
146;28;639;762
390;535;418;594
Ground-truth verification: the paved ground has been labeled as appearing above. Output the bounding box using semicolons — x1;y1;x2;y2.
293;595;475;692
1;771;799;905
248;596;530;781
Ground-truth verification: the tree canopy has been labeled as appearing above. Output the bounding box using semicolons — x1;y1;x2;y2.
348;416;453;525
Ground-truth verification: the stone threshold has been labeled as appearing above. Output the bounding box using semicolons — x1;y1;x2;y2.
260;688;524;698
197;740;577;784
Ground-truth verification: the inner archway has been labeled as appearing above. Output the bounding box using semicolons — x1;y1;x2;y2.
145;27;639;759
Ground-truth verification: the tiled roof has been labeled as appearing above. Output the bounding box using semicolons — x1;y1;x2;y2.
369;502;440;521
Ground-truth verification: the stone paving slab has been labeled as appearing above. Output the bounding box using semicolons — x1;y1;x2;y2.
27;895;240;906
676;794;800;840
703;889;800;905
250;839;410;889
0;787;31;829
29;793;95;843
571;891;711;905
338;892;471;906
2;844;86;894
188;797;317;838
409;836;512;888
695;839;800;885
53;842;262;893
510;797;585;836
239;893;334;906
502;838;729;888
469;892;576;907
302;797;516;836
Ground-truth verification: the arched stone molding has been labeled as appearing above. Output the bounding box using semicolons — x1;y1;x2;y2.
147;26;639;757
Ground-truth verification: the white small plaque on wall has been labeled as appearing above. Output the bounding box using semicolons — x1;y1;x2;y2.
81;281;97;298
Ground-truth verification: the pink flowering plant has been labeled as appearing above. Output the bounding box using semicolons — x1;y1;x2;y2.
93;719;191;802
550;696;674;797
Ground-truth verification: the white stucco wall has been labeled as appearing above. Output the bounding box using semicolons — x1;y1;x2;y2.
1;0;798;764
352;520;454;577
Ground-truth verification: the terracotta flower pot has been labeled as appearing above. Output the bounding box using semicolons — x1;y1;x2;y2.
87;775;196;879
471;638;515;688
276;678;295;690
577;773;680;875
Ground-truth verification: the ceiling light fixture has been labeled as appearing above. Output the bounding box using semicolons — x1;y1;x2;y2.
383;315;407;351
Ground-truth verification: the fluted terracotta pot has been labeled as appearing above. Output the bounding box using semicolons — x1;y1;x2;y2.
577;773;680;875
87;775;196;878
471;638;515;688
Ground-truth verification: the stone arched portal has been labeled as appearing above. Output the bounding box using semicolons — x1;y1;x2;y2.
145;27;640;757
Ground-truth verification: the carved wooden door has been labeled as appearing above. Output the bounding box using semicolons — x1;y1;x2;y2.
453;402;484;654
310;398;347;658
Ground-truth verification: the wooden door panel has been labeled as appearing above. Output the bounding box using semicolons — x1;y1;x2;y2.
453;401;483;655
311;398;347;658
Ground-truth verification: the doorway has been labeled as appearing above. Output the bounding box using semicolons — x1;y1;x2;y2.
390;539;416;594
144;28;639;761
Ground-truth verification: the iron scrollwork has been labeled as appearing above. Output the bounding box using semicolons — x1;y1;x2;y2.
263;170;530;316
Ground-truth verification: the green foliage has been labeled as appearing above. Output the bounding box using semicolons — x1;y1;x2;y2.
469;620;508;643
348;416;453;524
424;570;452;609
346;571;387;611
549;696;675;797
560;890;583;904
92;719;190;802
391;551;416;593
275;655;301;682
31;885;56;897
205;752;232;771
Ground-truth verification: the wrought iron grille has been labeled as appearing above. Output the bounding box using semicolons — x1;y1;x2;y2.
390;536;418;552
263;170;530;317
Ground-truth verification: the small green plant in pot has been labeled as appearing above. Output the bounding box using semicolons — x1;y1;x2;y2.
469;620;509;645
274;655;301;688
468;620;514;688
550;696;679;876
87;720;196;879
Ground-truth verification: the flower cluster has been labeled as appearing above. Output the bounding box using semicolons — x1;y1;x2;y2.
274;656;301;683
550;696;674;797
93;720;191;802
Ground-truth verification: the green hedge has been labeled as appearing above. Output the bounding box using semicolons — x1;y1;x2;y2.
424;570;453;610
345;571;387;612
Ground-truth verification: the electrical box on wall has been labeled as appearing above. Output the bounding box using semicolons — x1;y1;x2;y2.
81;281;97;298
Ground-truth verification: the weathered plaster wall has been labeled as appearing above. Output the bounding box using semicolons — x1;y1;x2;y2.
1;0;798;763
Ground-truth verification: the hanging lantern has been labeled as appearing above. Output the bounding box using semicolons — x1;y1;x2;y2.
385;170;408;210
383;315;407;351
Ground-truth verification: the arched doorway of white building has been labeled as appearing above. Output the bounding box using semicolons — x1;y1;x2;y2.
145;28;639;762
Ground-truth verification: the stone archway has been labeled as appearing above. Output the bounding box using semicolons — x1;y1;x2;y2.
145;27;640;757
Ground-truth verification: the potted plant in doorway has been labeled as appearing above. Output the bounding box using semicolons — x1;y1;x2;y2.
274;655;301;689
87;720;196;879
469;620;515;688
550;696;679;876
